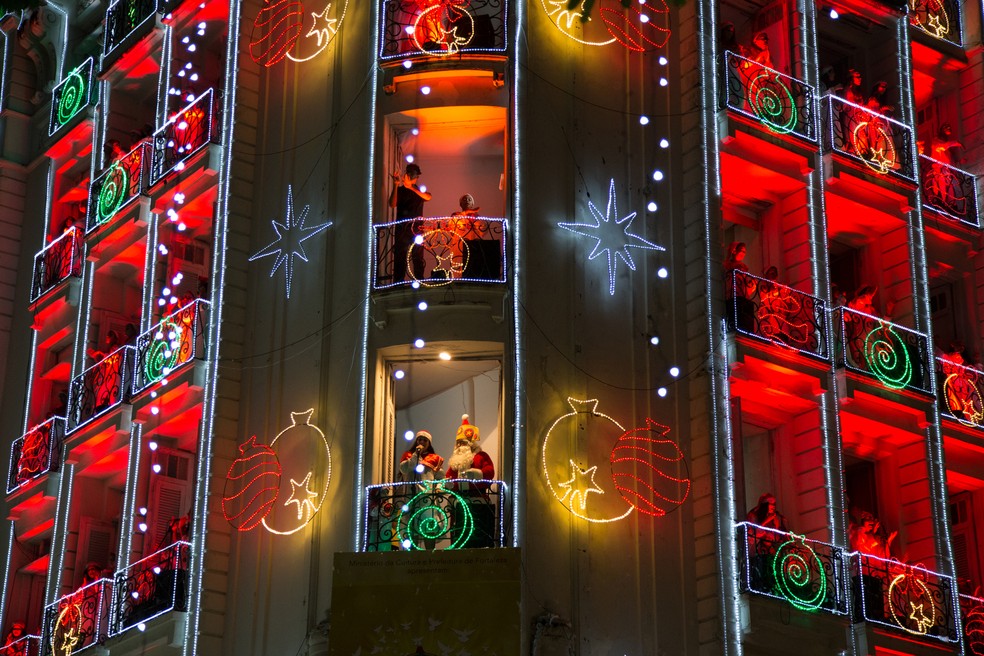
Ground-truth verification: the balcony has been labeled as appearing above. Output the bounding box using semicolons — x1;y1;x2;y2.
736;522;847;614
68;346;134;432
919;154;980;228
41;579;113;656
112;541;189;634
373;216;506;289
131;299;209;396
0;635;40;656
30;228;83;303
719;51;817;143
87;143;148;234
959;594;984;653
850;553;958;642
378;0;507;63
909;0;962;46
822;95;916;182
103;0;159;62
729;271;827;359
150;88;215;186
834;307;932;395
936;358;984;429
48;58;94;137
7;416;65;495
363;480;508;551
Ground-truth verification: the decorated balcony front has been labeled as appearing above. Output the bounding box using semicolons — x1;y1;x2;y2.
919;154;980;228
850;553;958;642
150;88;215;186
363;480;508;551
822;95;915;182
937;358;984;429
373;216;506;289
378;0;507;63
909;0;962;45
41;579;113;656
49;59;94;137
0;635;40;656
728;271;827;359
735;522;847;614
68;346;134;432
834;307;932;395
960;594;984;653
131;299;209;395
719;51;817;143
87;144;148;234
112;541;190;634
31;228;83;303
7;417;65;495
103;0;159;61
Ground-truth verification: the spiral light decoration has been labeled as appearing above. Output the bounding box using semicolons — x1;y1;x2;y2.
746;72;797;135
56;69;87;127
143;319;182;384
96;163;130;225
772;535;826;611
864;325;913;390
397;485;473;550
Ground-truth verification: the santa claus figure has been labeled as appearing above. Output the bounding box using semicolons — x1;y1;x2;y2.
446;415;494;480
445;415;496;548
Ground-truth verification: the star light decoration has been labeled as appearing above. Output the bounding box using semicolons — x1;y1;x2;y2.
557;460;605;510
306;4;337;49
249;185;332;298
558;178;664;295
284;471;319;521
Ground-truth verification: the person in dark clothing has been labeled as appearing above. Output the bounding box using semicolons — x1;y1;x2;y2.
388;163;433;284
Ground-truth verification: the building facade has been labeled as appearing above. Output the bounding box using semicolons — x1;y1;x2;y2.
0;0;979;652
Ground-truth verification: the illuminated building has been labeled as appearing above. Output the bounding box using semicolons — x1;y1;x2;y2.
0;0;979;652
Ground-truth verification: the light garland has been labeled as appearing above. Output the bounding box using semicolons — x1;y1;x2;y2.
538;0;669;50
248;0;349;66
261;410;332;535
249;185;332;298
558;178;665;296
943;371;984;427
888;571;936;635
51;58;92;134
772;533;826;611
609;418;690;517
396;482;474;550
863;323;913;390
222;436;283;531
745;70;797;135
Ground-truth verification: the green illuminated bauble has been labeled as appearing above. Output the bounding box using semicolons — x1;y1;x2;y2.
864;325;912;390
56;69;87;127
772;535;826;611
397;483;473;550
143;320;181;384
96;162;129;225
747;71;797;135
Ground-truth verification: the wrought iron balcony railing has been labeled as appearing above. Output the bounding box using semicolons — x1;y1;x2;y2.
363;480;508;551
87;143;148;233
719;51;817;143
0;634;40;656
919;154;980;228
850;553;959;642
909;0;962;45
112;541;190;634
150;88;215;186
132;299;209;396
735;522;847;614
68;346;133;432
373;216;506;289
49;58;94;136
41;579;113;656
729;270;827;359
834;307;932;395
379;0;507;61
103;0;159;59
937;357;984;429
7;416;65;495
822;94;916;181
959;593;984;654
31;227;83;302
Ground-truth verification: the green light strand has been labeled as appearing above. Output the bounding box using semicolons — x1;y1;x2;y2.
864;325;912;390
96;162;130;225
747;71;797;135
772;534;826;612
56;69;87;127
397;483;474;550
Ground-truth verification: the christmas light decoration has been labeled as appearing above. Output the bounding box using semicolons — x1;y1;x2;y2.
89;144;146;231
888;571;936;635
539;0;669;50
943;370;984;427
249;185;332;299
964;595;984;655
745;70;797;135
852;123;897;174
261;409;332;536
558;178;664;296
50;58;92;135
541;398;633;523
411;0;475;56
222;436;282;531
249;0;348;66
772;534;826;611
609;418;690;517
51;603;82;656
396;482;474;550
864;324;912;390
909;0;950;39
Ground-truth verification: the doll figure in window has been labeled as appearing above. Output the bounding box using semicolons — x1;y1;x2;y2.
745;492;788;592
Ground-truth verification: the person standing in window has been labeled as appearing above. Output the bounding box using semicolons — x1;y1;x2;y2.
389;163;432;284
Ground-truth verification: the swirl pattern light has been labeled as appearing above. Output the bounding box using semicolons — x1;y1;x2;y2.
143;319;182;384
56;69;87;127
95;163;129;225
772;534;825;611
864;325;912;390
746;71;797;134
397;483;474;550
